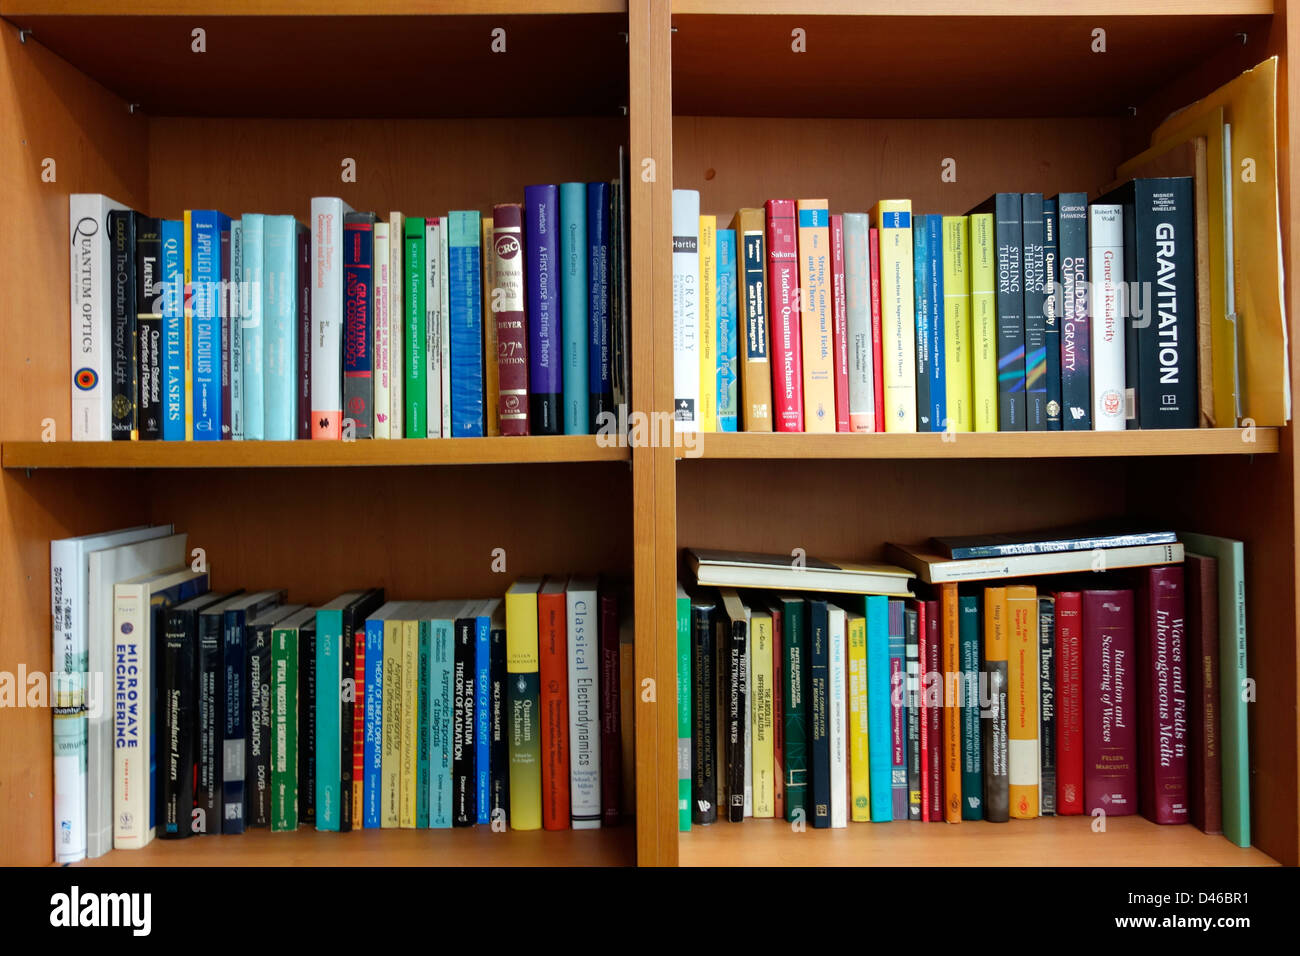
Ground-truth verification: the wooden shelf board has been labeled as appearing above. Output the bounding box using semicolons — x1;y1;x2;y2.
69;824;635;867
1;437;630;469
2;1;624;13
670;13;1271;117
671;1;1271;14
676;428;1278;460
3;12;628;117
679;816;1278;866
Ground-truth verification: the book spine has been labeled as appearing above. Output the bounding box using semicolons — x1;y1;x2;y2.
1186;557;1221;833
567;588;601;828
848;612;870;822
765;199;803;431
904;608;922;819
525;185;562;434
866;597;892;821
958;596;983;819
1042;199;1062;430
942;216;972;432
196;613;223;831
263;216;298;440
400;619;418;827
750;614;774;818
363;620;382;828
241;215;266;439
771;605;785;819
1082;590;1137;814
1038;596;1057;815
698;215;717;432
403;218;426;437
298;621;316;824
490;624;510;824
843;213;874;432
969;212;998;431
1055;591;1084;815
474;614;491;825
826;608;847;827
183;210;194;440
160;608;196;838
506;590;542;831
1140;567;1189;823
691;604;717;824
536;594;569;829
450;620;475;826
925;215;946;436
109;209;138;440
248;624;272;828
439;222;451;437
221;611;247;833
219;224;232;438
797;199;835;432
135;217;163;440
990;194;1025;431
160;219;185;440
913;221;932;432
558;183;589;434
481;216;498;436
338;612;356;832
1089;204;1126;430
869;227;884;432
807;601;829;826
271;626;299;830
310;197;349;438
447;210;485;437
725;612;749;823
228;219;243;440
492;204;530;435
352;610;369;826
373;222;391;438
918;602;930;819
782;601;807;822
315;609;341;830
1006;585;1038;818
829;215;850;432
296;225;312;439
1022;193;1048;429
380;620;402;828
981;589;1009;821
190;211;223;440
735;210;773;431
69;194;119;441
924;601;943;820
431;620;454;828
941;585;962;822
888;604;908;820
671;189;701;432
112;584;150;848
716;228;740;432
599;594;622;825
417;621;431;827
587;182;613;429
875;201;917;431
388;213;404;438
340;215;374;438
427;218;445;437
1056;194;1091;429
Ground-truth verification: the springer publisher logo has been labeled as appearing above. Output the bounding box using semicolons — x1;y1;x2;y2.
49;886;151;936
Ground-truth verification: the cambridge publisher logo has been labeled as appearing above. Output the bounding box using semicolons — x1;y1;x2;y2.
49;886;151;936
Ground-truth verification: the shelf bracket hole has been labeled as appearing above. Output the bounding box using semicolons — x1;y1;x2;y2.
18;28;32;44
1236;32;1249;45
128;103;141;115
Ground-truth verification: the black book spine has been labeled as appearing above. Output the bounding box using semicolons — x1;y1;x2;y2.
1056;193;1092;429
904;607;922;821
690;602;717;825
160;608;196;838
298;620;317;825
196;612;224;832
1038;597;1057;815
489;625;510;824
1042;199;1062;430
221;609;247;834
297;225;313;440
134;215;163;440
981;613;1010;823
339;609;356;832
109;209;137;440
452;618;477;826
807;599;831;828
724;613;747;824
991;193;1025;431
1022;193;1047;430
247;623;273;828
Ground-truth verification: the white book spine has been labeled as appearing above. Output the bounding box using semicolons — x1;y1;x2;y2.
843;212;875;431
672;189;701;431
310;196;354;438
50;540;87;863
828;605;848;828
743;605;753;817
566;584;602;828
439;220;452;437
389;213;405;437
1089;204;1126;431
425;219;442;438
878;206;917;432
112;582;152;848
69;194;129;441
373;223;391;439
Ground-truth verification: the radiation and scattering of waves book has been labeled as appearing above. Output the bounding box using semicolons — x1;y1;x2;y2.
676;533;1249;849
49;528;633;860
67;168;630;443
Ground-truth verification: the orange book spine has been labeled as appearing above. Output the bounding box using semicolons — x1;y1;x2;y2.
538;590;570;830
941;583;962;823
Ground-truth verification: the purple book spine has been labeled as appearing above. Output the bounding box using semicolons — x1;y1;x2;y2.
1140;567;1189;824
1082;589;1137;816
525;184;561;435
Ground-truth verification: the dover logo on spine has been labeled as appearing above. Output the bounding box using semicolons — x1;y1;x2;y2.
75;368;97;391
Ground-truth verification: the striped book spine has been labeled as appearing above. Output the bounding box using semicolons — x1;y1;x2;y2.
449;210;485;437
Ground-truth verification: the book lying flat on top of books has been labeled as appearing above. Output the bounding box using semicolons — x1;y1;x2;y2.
886;541;1185;584
688;549;914;596
932;524;1177;560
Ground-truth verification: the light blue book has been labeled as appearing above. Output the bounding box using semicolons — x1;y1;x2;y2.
189;210;230;440
240;214;265;440
926;213;946;433
559;182;589;434
715;229;739;431
160;220;185;440
474;599;498;824
426;600;459;829
316;591;364;831
865;595;892;821
229;220;244;440
887;600;908;819
263;215;298;440
448;210;484;437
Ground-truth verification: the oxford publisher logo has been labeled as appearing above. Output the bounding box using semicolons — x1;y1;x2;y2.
49;886;151;937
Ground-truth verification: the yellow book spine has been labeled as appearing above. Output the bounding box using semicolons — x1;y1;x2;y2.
941;584;962;822
942;216;973;432
848;613;871;821
182;210;193;441
399;618;418;827
751;613;775;817
698;215;718;432
1006;585;1039;818
872;200;917;431
482;216;499;436
796;199;835;431
969;212;998;432
380;618;402;828
505;587;542;831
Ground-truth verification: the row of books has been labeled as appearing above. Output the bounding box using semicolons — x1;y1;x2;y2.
677;533;1249;847
50;523;630;861
671;181;1200;434
67;174;630;443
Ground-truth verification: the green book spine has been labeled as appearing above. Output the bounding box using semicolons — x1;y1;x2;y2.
676;588;691;831
781;597;808;823
271;626;299;831
959;596;983;820
404;217;426;437
416;620;431;828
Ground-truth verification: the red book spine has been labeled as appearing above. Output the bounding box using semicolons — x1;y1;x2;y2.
924;600;943;821
538;590;570;830
1082;589;1137;816
1139;566;1190;824
771;603;785;819
1054;591;1084;815
598;591;622;824
830;214;850;432
297;227;312;439
353;633;366;823
765;199;804;432
492;203;530;436
869;226;884;433
1186;553;1222;834
917;599;929;821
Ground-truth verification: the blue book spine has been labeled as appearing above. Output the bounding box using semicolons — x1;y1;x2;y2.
315;609;343;831
241;215;265;440
430;618;455;828
559;183;589;434
524;185;562;434
417;621;431;828
586;181;612;430
161;220;186;440
221;608;249;833
474;612;491;824
190;211;228;440
1042;199;1063;430
263;215;298;440
363;618;383;829
865;595;892;821
716;229;739;432
887;602;908;820
808;599;831;829
1056;193;1091;429
448;210;484;437
959;596;984;819
926;214;946;433
912;224;932;432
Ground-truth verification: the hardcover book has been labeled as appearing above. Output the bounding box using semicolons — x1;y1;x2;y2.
1088;203;1127;430
566;578;601;828
587;182;614;430
1055;591;1085;815
887;599;909;820
847;607;871;822
698;214;717;432
981;587;1010;822
778;596;808;822
69;194;131;441
241;214;266;440
797;199;835;432
403;217;426;437
1055;193;1092;428
730;208;773;431
506;579;544;830
448;210;485;436
969;212;998;431
108;209;137;441
492;204;530;435
1006;585;1039;818
309;197;354;438
905;606;922;819
525;186;562;434
264;216;300;440
830;214;850;431
958;595;982;819
751;606;776;817
1137;566;1190;824
807;598;830;827
865;596;893;821
1082;589;1138;815
766;199;803;431
826;604;848;827
843;212;875;431
970;194;1024;430
560;184;590;434
691;597;718;824
1038;596;1057;815
271;607;317;831
716;227;740;432
160;219;185;441
342;212;376;438
1184;553;1222;834
872;200;917;431
538;580;570;830
942;215;972;432
1042;198;1062;429
1021;193;1048;429
134;216;163;440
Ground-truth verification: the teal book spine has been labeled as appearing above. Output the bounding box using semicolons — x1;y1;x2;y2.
676;588;691;831
240;214;264;439
559;182;589;434
781;598;808;823
416;620;431;828
429;617;454;828
315;609;344;831
448;211;484;437
715;229;739;432
865;595;892;821
404;218;426;437
959;595;984;819
263;214;298;440
887;600;908;819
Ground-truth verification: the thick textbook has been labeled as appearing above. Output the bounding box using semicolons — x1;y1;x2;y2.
778;596;808;822
1137;566;1190;824
538;580;569;830
887;541;1184;584
314;590;368;831
690;596;718;824
241;214;266;440
265;216;301;440
506;579;543;830
525;185;562;434
672;189;701;432
588;182;613;430
310;197;355;438
981;587;1010;822
270;607;316;831
342;212;376;438
1089;203;1126;431
1042;198;1062;430
108;210;137;441
969;212;998;431
1082;589;1138;815
1022;193;1048;430
716;227;739;432
942;215;972;432
560;184;589;434
865;596;892;821
972;194;1025;431
492;204;530;435
1055;591;1085;815
69;194;132;441
689;548;913;596
189;210;231;440
934;524;1177;560
1055;193;1092;429
766;199;803;431
567;578;601;828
